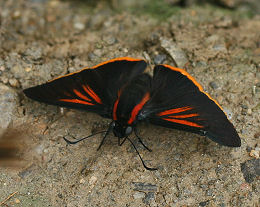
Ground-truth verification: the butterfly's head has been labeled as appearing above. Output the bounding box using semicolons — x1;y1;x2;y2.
112;121;133;138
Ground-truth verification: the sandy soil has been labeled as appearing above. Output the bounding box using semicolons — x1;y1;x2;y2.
0;0;259;206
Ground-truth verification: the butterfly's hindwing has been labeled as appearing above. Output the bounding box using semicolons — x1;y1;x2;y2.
140;64;241;147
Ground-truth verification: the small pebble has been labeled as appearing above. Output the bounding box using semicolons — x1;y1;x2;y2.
133;192;145;199
240;183;250;191
25;67;32;72
209;81;218;90
9;78;19;87
241;104;248;109
252;85;256;95
103;36;116;45
74;22;85;30
132;182;157;192
122;48;128;53
35;144;44;154
246;146;252;152
93;49;103;57
15;198;20;204
89;176;97;185
254;131;260;138
88;53;97;61
223;108;232;120
13;10;21;18
212;44;227;52
247;108;252;115
199;200;209;206
241;159;260;183
79;178;85;184
143;192;155;204
160;37;188;68
1;77;9;84
153;54;166;65
249;150;259;159
206;189;213;196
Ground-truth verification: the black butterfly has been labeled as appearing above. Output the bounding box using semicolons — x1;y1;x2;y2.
24;57;241;170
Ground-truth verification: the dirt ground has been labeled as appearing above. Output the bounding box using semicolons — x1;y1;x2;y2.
0;0;259;206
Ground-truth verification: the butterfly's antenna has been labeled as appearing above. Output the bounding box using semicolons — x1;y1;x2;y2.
134;128;152;152
97;121;114;151
126;137;157;171
63;130;107;145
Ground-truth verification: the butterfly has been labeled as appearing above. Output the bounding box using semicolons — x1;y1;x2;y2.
24;57;241;170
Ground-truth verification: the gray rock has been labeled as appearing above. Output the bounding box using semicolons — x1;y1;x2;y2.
153;54;167;65
133;192;145;199
160;37;188;68
240;159;260;183
209;81;219;90
132;182;158;192
143;192;155;204
18;164;35;179
0;84;18;135
24;45;43;60
199;200;210;206
102;35;117;45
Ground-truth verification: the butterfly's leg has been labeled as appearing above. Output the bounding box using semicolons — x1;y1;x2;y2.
134;127;152;152
97;122;113;151
118;137;127;146
126;137;157;171
64;130;107;145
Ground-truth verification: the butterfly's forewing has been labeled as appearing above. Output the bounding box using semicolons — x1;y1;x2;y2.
24;57;147;118
140;64;241;147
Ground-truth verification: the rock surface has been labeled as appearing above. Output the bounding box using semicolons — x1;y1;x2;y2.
0;84;18;135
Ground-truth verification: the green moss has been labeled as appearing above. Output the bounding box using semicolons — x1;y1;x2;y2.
135;0;181;20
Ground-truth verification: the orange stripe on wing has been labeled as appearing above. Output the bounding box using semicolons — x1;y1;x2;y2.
163;118;203;128
73;89;92;102
168;113;199;119
82;85;102;104
161;64;224;112
158;106;193;116
91;57;145;69
113;90;122;121
59;99;95;105
128;93;150;124
113;99;119;120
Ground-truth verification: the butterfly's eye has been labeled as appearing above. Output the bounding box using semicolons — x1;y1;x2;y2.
125;126;132;135
111;121;116;127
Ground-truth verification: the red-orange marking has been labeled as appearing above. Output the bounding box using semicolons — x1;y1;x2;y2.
49;57;145;82
163;118;203;128
113;90;122;121
158;106;192;116
59;99;94;105
161;64;224;111
128;93;150;124
169;113;199;119
113;99;119;120
82;85;102;104
73;89;92;101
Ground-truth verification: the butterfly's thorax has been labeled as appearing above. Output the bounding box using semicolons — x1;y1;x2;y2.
113;74;151;127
